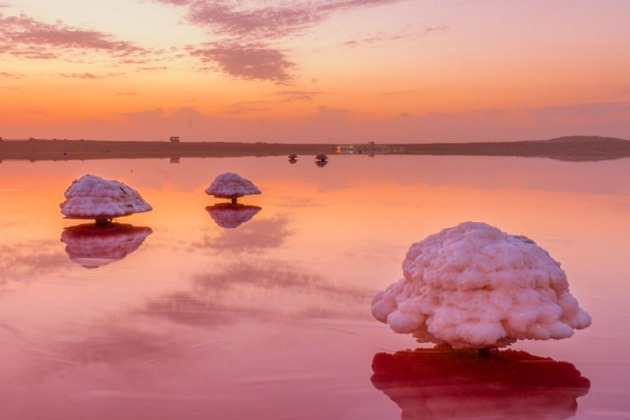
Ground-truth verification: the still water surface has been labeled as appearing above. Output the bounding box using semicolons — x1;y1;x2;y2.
1;155;629;419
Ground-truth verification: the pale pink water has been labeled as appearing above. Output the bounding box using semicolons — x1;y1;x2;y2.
1;155;628;419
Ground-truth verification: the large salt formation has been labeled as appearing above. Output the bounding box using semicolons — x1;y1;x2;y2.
372;222;591;348
60;174;152;224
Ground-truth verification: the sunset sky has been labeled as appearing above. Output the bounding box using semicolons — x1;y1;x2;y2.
1;0;629;143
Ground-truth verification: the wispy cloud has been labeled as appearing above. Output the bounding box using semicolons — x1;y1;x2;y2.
59;72;99;79
0;71;23;78
343;25;448;48
0;12;150;60
381;90;415;97
317;105;351;120
138;66;169;71
224;104;270;115
59;72;125;79
276;90;326;102
191;42;295;83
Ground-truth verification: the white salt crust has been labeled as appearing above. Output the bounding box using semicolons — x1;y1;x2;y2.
371;221;592;348
205;172;261;200
60;174;152;220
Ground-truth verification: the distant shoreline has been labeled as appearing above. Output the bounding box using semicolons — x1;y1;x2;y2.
1;136;629;162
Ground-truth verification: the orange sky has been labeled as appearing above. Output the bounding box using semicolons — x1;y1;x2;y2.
1;0;629;142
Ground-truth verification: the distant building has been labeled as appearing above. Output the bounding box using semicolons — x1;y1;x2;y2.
169;136;180;143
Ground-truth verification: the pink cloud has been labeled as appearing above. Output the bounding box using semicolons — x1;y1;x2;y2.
179;0;404;81
191;42;295;83
187;0;402;39
188;1;321;38
0;12;149;60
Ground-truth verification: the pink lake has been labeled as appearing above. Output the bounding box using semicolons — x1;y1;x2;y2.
1;154;629;419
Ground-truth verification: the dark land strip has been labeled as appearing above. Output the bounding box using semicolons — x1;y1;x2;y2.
1;136;629;162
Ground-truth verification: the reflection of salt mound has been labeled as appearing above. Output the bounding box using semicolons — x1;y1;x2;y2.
372;347;590;420
206;203;261;229
61;223;152;268
372;221;591;348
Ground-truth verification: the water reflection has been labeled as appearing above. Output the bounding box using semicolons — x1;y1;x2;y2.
205;203;262;229
0;241;69;283
143;259;371;326
195;216;291;253
60;223;152;268
371;347;590;420
315;160;328;168
1;156;629;418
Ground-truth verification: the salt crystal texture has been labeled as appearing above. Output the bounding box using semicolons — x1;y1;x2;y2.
371;221;592;348
205;173;261;202
60;174;152;222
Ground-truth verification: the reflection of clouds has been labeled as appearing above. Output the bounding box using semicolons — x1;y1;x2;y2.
206;203;261;229
143;260;372;326
53;320;194;366
194;215;292;253
372;347;590;420
144;291;267;327
60;223;152;269
276;196;318;208
0;241;69;284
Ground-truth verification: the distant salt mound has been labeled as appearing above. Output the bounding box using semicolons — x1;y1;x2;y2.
371;221;591;348
60;174;152;223
205;172;261;203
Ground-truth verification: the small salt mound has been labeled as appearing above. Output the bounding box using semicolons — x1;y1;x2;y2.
60;174;152;221
205;172;261;201
371;221;592;348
